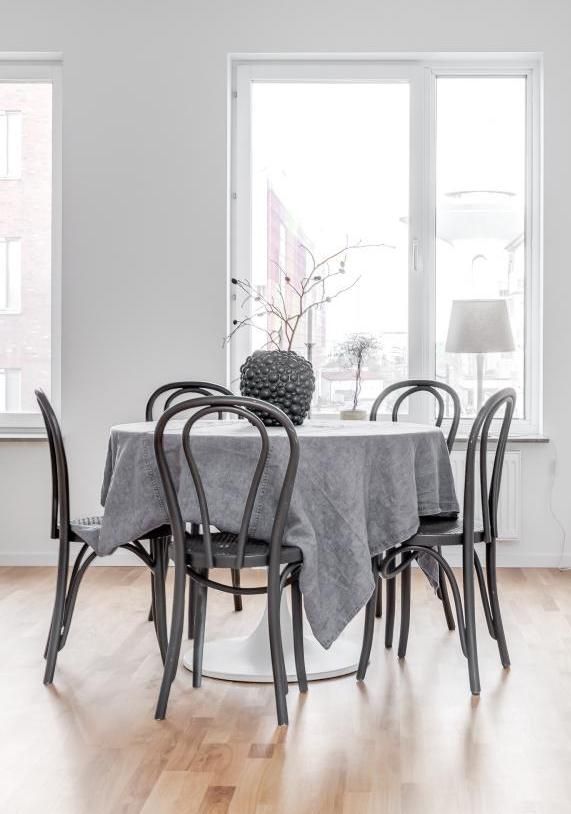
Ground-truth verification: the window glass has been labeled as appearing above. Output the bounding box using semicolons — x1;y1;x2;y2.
0;85;52;413
435;77;526;417
250;82;410;412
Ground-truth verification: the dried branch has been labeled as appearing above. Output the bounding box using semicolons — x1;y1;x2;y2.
269;258;303;296
226;240;393;353
225;312;282;351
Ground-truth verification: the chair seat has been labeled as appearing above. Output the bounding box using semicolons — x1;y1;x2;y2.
185;531;303;569
415;515;485;545
70;515;103;544
69;517;170;546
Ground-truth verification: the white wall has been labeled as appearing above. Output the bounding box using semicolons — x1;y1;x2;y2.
0;0;569;566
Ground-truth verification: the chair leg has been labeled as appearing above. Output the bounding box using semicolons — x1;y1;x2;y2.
187;575;195;639
192;570;208;689
437;547;455;631
147;539;157;622
147;577;155;621
153;538;169;664
268;570;289;726
58;549;97;651
44;536;70;684
475;550;496;638
486;541;510;668
45;546;96;660
463;544;481;695
357;582;377;681
397;563;411;659
375;574;383;618
155;555;187;721
385;576;396;648
43;614;55;660
148;539;157;622
187;523;199;638
291;577;308;693
231;569;243;612
45;550;81;657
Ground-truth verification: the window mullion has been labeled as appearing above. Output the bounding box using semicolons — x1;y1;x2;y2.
407;64;434;423
229;65;254;389
423;64;437;403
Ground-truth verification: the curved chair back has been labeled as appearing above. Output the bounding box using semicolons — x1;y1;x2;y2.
35;389;70;539
154;395;300;571
369;379;461;451
145;381;233;421
463;388;516;544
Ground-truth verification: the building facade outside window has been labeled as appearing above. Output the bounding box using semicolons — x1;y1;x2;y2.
0;367;21;411
0;237;22;312
0;58;61;432
0;109;22;178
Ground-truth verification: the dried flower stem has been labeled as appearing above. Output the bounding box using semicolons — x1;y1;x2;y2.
226;241;391;353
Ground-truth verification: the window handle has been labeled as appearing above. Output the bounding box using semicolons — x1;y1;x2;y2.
411;239;421;273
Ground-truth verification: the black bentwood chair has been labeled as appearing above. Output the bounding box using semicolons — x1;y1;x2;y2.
145;381;243;636
359;388;516;695
36;389;170;685
369;380;461;644
153;395;306;726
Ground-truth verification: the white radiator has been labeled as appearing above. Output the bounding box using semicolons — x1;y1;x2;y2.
449;450;522;542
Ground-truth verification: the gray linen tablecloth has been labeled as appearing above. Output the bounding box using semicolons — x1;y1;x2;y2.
97;418;458;648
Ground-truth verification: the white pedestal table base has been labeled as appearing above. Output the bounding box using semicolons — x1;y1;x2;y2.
182;597;361;683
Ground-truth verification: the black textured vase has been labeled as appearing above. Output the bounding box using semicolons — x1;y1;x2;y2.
239;350;315;426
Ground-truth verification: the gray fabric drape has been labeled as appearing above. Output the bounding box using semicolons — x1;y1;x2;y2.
96;419;458;648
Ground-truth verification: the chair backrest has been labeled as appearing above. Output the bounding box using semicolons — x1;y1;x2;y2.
35;389;70;539
145;381;233;421
153;395;300;570
463;388;516;544
369;379;461;451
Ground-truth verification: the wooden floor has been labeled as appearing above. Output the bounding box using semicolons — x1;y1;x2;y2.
1;566;570;814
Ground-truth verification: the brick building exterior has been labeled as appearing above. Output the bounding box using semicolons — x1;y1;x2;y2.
0;83;52;413
264;185;327;384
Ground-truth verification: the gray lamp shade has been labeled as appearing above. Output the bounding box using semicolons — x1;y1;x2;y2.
445;299;515;354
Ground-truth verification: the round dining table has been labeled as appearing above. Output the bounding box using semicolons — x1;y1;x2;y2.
97;416;459;682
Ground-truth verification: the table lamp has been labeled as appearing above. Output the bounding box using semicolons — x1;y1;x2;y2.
445;299;515;411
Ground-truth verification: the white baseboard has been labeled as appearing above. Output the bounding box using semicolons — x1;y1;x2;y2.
1;545;570;569
430;546;571;569
0;550;148;566
440;555;571;568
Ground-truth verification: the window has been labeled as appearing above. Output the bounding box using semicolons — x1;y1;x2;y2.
0;237;21;312
0;57;61;432
0;110;22;178
434;77;527;418
230;57;542;433
0;368;21;411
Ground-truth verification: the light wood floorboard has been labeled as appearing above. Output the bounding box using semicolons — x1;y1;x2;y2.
1;566;570;813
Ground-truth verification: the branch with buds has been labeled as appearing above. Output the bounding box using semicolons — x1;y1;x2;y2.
225;241;391;353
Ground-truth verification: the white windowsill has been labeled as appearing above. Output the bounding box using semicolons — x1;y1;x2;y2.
312;412;549;442
454;434;549;444
0;431;48;441
0;423;549;444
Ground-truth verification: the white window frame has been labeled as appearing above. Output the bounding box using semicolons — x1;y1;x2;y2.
425;58;543;437
228;54;543;435
0;109;22;178
0;54;62;433
0;367;22;412
0;237;22;313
